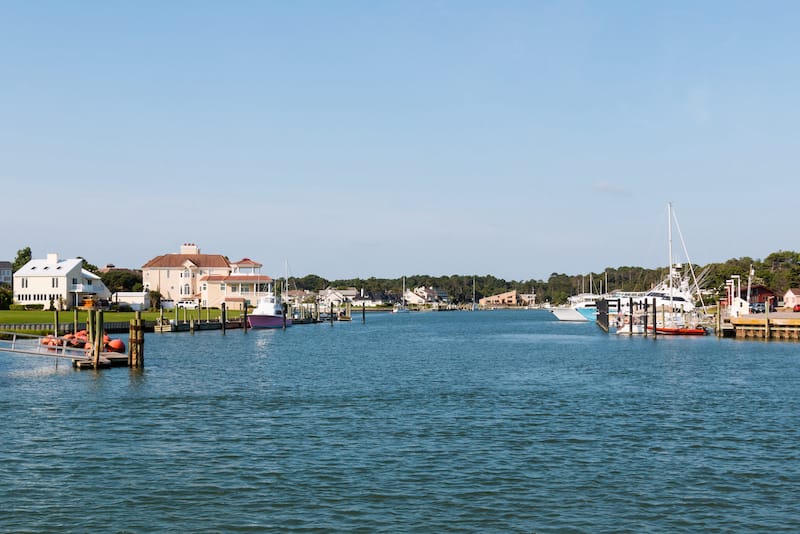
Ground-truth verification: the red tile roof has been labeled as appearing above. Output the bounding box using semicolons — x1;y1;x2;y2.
142;254;231;269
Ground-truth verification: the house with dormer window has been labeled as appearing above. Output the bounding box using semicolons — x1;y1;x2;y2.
13;253;111;310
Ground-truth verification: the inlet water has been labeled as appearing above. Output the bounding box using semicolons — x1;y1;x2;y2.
1;310;798;531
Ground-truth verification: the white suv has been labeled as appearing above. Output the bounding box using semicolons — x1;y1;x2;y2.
177;300;198;309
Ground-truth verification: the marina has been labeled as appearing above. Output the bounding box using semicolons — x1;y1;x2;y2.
2;309;799;531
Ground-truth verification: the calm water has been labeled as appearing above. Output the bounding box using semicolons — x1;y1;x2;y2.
1;310;799;532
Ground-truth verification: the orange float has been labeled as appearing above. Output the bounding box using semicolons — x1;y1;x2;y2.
106;339;126;353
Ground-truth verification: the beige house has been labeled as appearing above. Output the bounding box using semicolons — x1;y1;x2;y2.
479;290;519;308
142;244;274;309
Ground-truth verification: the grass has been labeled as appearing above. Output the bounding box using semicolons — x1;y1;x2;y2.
0;308;243;325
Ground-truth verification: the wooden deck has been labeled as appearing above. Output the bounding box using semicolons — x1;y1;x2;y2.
726;312;800;340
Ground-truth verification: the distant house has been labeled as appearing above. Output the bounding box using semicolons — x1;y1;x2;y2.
0;260;11;286
13;253;111;310
318;287;358;308
479;290;519;308
783;288;800;309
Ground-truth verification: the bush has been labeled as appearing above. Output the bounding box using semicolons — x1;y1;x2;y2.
9;304;45;311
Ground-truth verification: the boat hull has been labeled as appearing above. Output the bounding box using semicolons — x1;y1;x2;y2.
248;315;292;328
648;326;707;336
551;308;589;321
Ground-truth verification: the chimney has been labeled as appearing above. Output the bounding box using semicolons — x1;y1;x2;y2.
46;253;59;264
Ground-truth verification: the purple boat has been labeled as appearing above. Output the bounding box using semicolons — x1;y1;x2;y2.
247;290;292;329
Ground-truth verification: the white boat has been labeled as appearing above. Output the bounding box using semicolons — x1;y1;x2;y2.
248;284;292;328
614;203;708;335
550;293;601;322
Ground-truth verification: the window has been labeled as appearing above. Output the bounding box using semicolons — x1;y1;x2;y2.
52;277;58;288
201;283;207;291
72;278;78;285
183;283;190;295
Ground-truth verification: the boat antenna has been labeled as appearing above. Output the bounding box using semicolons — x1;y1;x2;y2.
671;205;708;313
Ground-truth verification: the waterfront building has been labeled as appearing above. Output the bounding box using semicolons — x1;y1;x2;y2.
142;244;275;310
12;253;111;310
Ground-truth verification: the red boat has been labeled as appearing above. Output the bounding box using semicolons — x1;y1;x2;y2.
648;325;707;336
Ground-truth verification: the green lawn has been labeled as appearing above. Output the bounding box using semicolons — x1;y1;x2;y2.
0;308;242;325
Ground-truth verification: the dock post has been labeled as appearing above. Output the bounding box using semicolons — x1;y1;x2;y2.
652;298;657;339
362;303;366;324
93;309;103;368
73;309;78;334
643;300;649;337
128;311;144;368
243;304;248;333
282;303;287;329
221;303;226;335
87;309;94;350
53;310;59;337
330;303;334;325
628;297;633;336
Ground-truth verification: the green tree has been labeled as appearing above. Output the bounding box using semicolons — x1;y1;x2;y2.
0;286;12;310
77;257;100;274
12;247;31;272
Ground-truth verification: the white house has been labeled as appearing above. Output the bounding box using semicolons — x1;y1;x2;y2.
783;288;800;309
111;291;151;311
318;287;358;308
13;253;111;310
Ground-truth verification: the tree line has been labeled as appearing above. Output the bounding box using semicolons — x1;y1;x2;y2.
3;247;800;309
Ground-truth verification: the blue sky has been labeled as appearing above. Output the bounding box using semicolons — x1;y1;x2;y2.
2;1;799;280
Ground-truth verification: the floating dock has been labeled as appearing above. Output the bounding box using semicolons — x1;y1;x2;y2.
0;331;129;368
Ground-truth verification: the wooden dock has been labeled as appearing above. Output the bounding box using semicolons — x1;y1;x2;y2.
0;331;129;368
724;312;800;340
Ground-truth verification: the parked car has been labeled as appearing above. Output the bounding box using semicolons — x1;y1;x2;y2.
750;302;766;313
794;304;800;312
177;300;198;309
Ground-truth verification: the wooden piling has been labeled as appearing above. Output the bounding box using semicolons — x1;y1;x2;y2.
53;310;59;336
73;309;79;334
128;311;144;368
362;303;366;324
243;304;248;333
628;297;634;336
653;298;658;339
221;303;226;335
93;310;103;368
282;303;287;329
330;303;334;325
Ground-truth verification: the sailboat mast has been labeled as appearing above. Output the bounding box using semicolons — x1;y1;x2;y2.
668;202;674;310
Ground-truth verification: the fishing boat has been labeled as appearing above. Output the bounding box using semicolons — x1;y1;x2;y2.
648;202;708;336
248;284;292;328
550;293;601;322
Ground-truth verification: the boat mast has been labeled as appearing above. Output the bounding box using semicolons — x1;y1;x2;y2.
668;202;674;313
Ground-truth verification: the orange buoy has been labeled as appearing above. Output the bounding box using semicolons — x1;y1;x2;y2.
107;339;126;353
41;335;54;345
